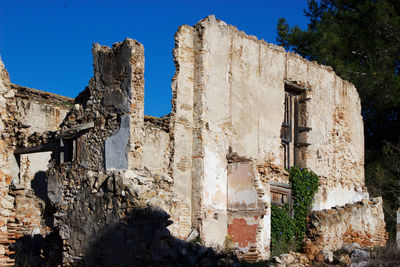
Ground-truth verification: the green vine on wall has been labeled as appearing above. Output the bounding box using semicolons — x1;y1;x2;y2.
271;166;319;255
289;166;319;245
271;204;296;256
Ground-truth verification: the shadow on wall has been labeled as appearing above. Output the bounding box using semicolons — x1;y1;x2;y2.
11;171;62;266
31;170;56;229
31;171;50;205
12;230;63;267
15;167;265;266
78;207;241;267
11;204;271;266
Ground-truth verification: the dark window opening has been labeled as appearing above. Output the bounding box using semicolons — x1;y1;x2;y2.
60;138;76;163
281;82;311;169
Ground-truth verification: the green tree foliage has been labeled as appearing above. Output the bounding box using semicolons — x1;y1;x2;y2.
277;0;400;238
277;0;400;147
365;142;400;237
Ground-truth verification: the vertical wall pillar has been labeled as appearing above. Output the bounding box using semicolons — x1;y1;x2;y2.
169;26;195;238
0;57;16;267
126;40;145;170
92;39;145;170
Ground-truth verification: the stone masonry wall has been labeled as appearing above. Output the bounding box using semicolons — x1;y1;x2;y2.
45;39;145;263
0;57;15;266
1;38;192;265
304;197;388;261
173;16;368;249
48;163;177;264
142;115;191;239
142;116;170;176
45;39;188;264
169;25;196;239
48;165;242;266
70;39;145;170
0;57;72;266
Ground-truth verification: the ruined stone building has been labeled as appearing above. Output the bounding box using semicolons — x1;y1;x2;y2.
0;16;388;265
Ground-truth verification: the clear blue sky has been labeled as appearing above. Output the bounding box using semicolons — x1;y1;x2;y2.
0;0;309;117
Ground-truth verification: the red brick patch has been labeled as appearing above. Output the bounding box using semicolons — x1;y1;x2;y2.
228;218;257;248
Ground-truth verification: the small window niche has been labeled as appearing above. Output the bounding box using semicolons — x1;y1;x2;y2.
270;181;292;207
59;138;76;163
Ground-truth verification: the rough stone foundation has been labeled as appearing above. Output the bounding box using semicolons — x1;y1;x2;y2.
304;197;388;260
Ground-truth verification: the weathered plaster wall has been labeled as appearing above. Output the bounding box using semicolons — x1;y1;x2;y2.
19;152;51;189
286;54;367;210
7;84;72;183
11;84;70;136
171;16;289;247
227;161;270;259
105;115;130;170
228;163;258;211
142;117;170;175
173;16;367;249
304;198;388;260
141;115;192;238
170;25;195;239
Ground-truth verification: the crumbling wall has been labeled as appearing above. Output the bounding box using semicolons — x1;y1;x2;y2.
11;84;72;190
0;57;16;266
1;37;192;265
44;39;146;263
304;198;388;260
65;39;145;170
172;16;368;251
0;15;387;263
45;39;190;264
257;161;289;184
4;84;72;184
48;160;241;265
142;116;170;175
142;114;192;238
48;163;177;263
169;25;196;239
0;57;72;266
11;84;71;136
172;16;291;249
286;54;367;210
226;160;270;260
